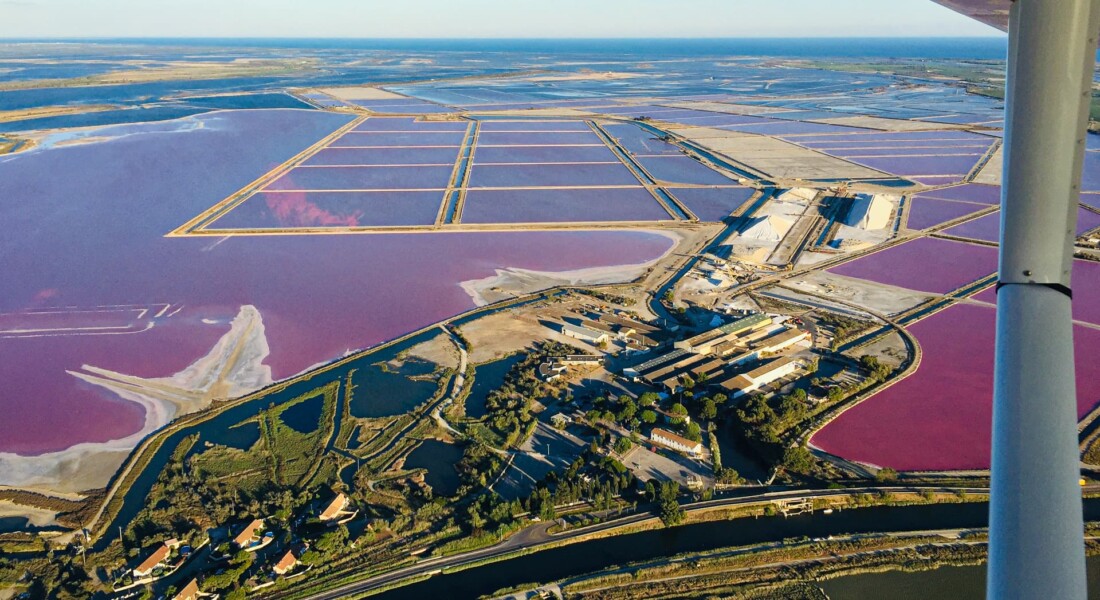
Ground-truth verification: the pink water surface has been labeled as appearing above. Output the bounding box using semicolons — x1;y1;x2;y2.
905;197;986;230
811;304;1100;471
828;237;998;295
0;109;675;455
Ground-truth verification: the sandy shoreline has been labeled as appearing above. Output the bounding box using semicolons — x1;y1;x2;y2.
459;229;683;306
0;305;272;493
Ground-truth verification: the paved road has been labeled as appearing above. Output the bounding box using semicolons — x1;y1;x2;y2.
295;485;1001;600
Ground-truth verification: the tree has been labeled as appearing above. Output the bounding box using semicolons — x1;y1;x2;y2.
827;386;846;403
668;403;689;426
679;375;696;391
716;467;741;485
860;354;891;382
617;399;637;423
640;409;658;424
701;399;718;421
638;392;661;407
736;395;775;426
467;505;486;533
614;436;633;455
684;422;702;442
781;445;815;474
712;393;728;406
657;481;684;526
875;467;898;483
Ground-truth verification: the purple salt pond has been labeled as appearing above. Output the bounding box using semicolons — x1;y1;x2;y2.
911;176;965;186
331;131;466;147
473;145;618;164
476;131;603;146
722;121;864;135
302;147;459;166
828;237;997;294
460;188;670;224
477;120;593;132
819;146;988;158
467;163;640;188
0;109;676;455
904;197;988;230
1073;259;1100;326
944;207;1100;242
849;155;984;177
793;130;990;144
265;165;454;190
916;184;1001;205
636;156;735;185
667;187;756;222
811;304;1100;471
208;191;444;228
1084;193;1100;210
674;115;774;127
1083;152;1100;192
602;124;684;156
352;118;468;132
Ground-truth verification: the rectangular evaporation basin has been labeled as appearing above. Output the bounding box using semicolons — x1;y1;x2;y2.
473;145;618;164
798;140;993;151
849;155;983;177
816;147;988;158
207;191;444;229
1083;152;1100;192
352;118;470;132
263;165;455;191
915;184;1002;205
944;207;1100;242
828;236;998;295
792;130;991;144
476;120;594;132
666;187;756;222
303;147;460;166
475;131;603;146
602;124;684;156
635;155;734;185
904;197;987;230
466;163;641;188
677;114;774;126
331;131;466;147
724;121;867;136
594;105;685;117
460;187;670;224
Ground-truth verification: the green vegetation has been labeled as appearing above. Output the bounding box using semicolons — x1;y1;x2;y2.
472;341;575;448
817;313;870;350
859;355;893;383
655;480;685;527
576;288;636;307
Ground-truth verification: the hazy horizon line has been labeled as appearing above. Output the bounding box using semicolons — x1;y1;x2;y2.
0;35;1007;41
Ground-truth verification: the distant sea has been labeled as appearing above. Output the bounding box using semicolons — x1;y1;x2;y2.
2;37;1010;60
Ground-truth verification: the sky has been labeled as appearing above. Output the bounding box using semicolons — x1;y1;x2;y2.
0;0;1003;39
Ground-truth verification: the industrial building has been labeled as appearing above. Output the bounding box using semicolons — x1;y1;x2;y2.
752;327;810;355
674;313;773;354
624;348;691;380
560;322;610;345
650;428;703;456
716;356;803;398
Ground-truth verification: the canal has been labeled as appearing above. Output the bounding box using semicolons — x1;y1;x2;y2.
376;499;1100;599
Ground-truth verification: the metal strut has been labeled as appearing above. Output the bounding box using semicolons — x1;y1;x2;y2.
988;0;1100;598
